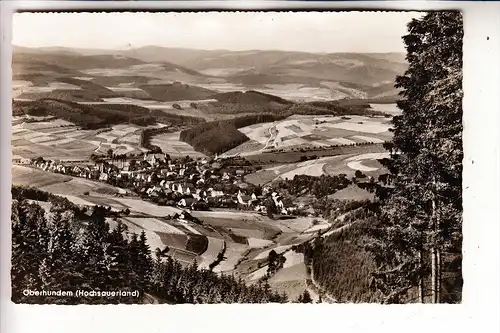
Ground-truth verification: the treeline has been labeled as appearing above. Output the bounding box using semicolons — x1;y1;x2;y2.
301;101;390;117
152;256;286;303
179;114;287;155
210;90;293;105
274;174;352;199
12;99;204;130
11;186;287;304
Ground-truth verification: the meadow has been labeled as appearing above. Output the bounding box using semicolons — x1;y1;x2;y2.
245;152;390;185
223;114;392;157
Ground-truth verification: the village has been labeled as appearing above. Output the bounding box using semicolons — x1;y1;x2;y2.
13;151;300;217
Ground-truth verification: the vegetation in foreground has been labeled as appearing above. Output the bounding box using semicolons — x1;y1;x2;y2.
11;186;287;304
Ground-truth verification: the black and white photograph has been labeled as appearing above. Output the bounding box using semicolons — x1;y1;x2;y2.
10;10;463;305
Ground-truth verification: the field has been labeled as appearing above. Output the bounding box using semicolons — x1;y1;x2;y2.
11;118;151;160
245;151;390;185
149;131;206;158
369;103;401;115
12;165;72;187
12;165;127;196
223;114;392;157
197;237;225;269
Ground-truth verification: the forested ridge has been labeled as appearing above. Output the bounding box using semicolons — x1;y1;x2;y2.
12;99;205;129
11;186;287;304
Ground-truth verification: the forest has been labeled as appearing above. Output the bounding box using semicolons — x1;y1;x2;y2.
179;113;287;155
12;98;205;129
11;186;288;304
273;174;352;199
309;12;463;304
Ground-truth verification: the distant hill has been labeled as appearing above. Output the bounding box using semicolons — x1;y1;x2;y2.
123;48;406;98
13;52;145;71
139;82;217;101
12;45;405;101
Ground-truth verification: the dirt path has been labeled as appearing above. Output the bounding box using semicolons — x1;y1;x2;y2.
262;124;278;150
304;216;361;303
308;259;336;303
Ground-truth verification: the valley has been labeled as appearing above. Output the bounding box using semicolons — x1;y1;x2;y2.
11;45;403;303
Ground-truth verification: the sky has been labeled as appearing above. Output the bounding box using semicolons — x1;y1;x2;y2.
12;11;423;53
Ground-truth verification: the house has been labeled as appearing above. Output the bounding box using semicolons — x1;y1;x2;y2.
20;158;31;165
237;191;254;206
280;198;296;215
183;183;195;195
99;173;109;181
273;195;284;210
208;188;224;198
146;186;162;197
143;153;163;166
12;156;22;164
171;183;182;193
254;205;267;213
222;173;231;181
262;187;272;195
178;198;196;208
236;169;245;177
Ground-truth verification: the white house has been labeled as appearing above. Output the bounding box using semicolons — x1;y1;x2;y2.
208;188;224;198
237;191;254;206
178;198;196;208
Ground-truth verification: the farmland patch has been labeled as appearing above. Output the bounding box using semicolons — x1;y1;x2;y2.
197;237;224;269
213;242;248;273
12;165;71;188
113;198;181;216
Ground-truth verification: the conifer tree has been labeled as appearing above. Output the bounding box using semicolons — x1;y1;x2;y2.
137;230;153;292
368;12;463;303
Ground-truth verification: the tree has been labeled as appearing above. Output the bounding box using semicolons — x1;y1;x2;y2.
265;198;276;219
137;230;153;292
11;201;50;303
368;12;463;304
297;290;313;303
355;170;365;178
